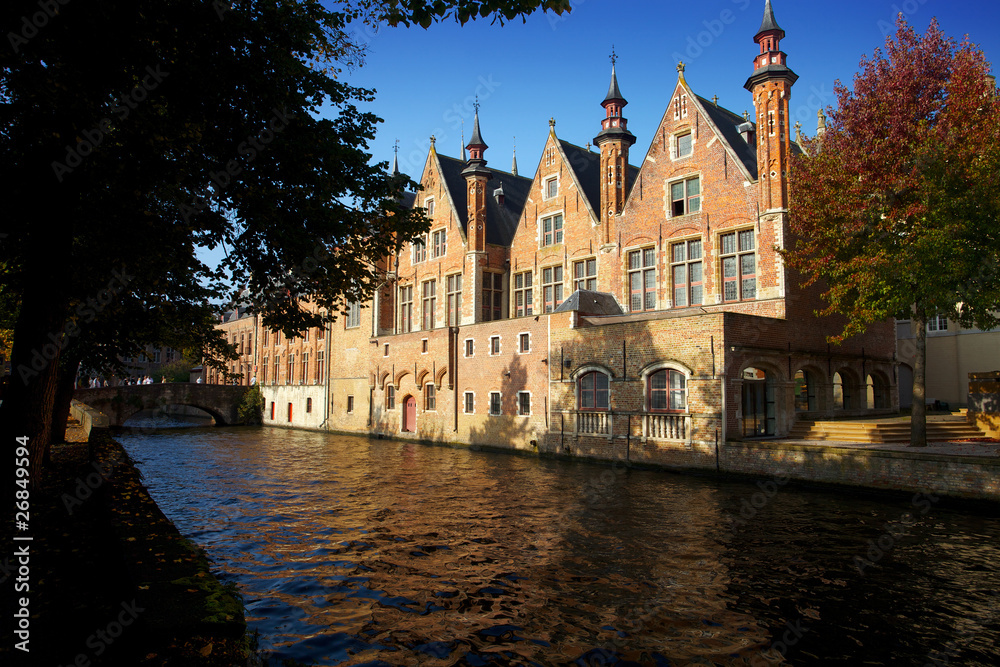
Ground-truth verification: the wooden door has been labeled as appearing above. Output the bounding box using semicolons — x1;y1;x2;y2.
403;396;416;432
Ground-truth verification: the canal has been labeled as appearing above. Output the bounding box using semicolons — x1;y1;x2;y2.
117;425;1000;666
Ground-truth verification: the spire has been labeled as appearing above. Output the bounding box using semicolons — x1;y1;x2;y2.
603;46;626;105
755;0;785;41
466;97;487;154
461;120;467;161
391;139;400;176
511;137;518;176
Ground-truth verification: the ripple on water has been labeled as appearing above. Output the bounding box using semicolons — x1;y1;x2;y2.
119;427;1000;666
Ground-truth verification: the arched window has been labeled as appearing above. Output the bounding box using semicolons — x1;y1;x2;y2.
867;374;890;410
386;385;395;410
649;369;686;412
579;371;609;411
834;372;852;410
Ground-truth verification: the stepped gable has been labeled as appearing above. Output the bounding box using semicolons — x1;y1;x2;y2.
693;94;759;180
437;153;531;247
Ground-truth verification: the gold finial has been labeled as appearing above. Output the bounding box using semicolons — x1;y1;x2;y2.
712;95;718;106
677;61;686;73
743;109;750;121
430;134;436;147
549;117;556;129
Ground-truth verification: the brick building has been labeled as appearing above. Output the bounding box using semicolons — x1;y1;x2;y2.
218;1;898;462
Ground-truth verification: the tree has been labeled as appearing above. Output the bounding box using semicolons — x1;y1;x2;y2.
786;17;1000;446
0;0;570;489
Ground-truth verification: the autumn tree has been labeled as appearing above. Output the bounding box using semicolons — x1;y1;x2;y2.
0;0;570;490
787;17;1000;446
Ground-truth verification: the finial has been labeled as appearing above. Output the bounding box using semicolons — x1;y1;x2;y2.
610;45;617;68
712;95;718;106
743;109;750;121
511;136;518;176
473;95;480;115
585;142;591;152
549;117;555;129
391;139;400;176
430;134;436;147
677;61;686;74
817;108;827;136
794;121;802;142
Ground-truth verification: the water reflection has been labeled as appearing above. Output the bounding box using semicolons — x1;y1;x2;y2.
118;428;1000;666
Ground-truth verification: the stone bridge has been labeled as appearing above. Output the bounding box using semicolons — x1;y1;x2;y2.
74;383;249;426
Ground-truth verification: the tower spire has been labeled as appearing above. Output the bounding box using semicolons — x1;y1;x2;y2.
511;137;518;176
461;119;467;161
594;48;636;239
391;139;400;176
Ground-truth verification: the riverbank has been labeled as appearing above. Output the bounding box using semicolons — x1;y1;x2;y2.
0;429;249;666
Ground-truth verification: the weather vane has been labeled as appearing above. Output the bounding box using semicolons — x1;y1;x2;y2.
610;45;617;68
393;138;399;157
473;95;480;114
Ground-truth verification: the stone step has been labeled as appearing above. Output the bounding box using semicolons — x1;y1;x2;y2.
788;419;986;443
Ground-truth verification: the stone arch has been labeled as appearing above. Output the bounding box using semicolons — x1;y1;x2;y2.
378;370;391;390
434;365;449;389
833;366;861;411
793;363;826;413
735;360;786;438
569;362;617;383
415;368;430;388
640;360;694;413
866;369;892;410
393;369;411;390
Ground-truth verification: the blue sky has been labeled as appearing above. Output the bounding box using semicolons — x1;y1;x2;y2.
353;0;1000;179
200;0;1000;276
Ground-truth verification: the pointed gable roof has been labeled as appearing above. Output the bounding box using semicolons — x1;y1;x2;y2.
556;139;638;222
693;94;758;179
436;154;531;247
756;0;785;40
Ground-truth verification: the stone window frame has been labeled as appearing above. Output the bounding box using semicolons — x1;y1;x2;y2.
430;228;447;259
463;391;475;414
574;364;613;411
489;335;501;356
641;361;692;414
411;233;428;264
572;257;597;292
541;264;565;313
421;278;437;330
719;227;757;303
513;270;533;317
517;332;531;354
489;391;502;417
517;391;531;416
667;173;702;218
424;383;436;411
543;174;559;201
669;237;704;308
424;196;435;217
672;130;694;160
386;385;395;410
446;273;462;327
625;245;657;313
464;338;475;358
539;211;565;248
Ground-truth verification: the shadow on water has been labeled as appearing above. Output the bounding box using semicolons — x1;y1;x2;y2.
116;427;1000;667
122;407;216;430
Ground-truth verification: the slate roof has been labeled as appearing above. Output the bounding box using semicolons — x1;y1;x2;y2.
559;139;640;218
554;289;624;316
437;154;532;247
756;0;784;39
695;95;758;180
603;65;624;104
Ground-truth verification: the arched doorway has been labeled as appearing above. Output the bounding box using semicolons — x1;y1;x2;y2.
794;370;817;412
867;373;890;410
402;395;416;432
742;367;775;437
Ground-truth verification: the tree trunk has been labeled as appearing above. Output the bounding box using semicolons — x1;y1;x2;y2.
49;355;82;453
910;309;928;447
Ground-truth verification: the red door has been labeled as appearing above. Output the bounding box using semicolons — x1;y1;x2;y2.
403;396;416;432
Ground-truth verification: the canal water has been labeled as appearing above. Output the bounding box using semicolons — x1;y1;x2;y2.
117;425;1000;666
